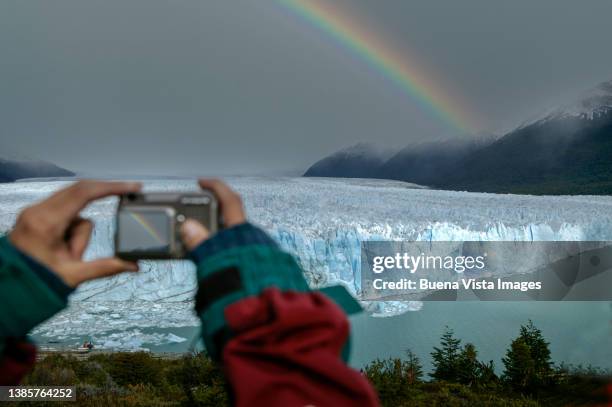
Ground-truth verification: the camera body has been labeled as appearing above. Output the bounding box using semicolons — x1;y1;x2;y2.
114;191;219;260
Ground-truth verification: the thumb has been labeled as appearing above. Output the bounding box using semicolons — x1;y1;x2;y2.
180;219;210;250
70;258;139;286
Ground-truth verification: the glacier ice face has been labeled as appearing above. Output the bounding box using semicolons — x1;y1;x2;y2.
2;177;612;348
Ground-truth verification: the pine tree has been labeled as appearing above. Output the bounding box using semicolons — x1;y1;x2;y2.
430;326;462;381
519;320;553;383
503;320;554;392
457;342;479;386
502;337;535;390
404;349;423;384
476;359;498;389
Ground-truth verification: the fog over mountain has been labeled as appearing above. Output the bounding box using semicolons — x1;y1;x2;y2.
302;143;394;179
379;135;497;186
305;80;612;195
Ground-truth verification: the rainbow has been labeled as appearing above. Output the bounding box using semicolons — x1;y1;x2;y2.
276;0;476;132
129;212;166;244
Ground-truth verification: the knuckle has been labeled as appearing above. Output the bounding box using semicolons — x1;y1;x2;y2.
230;191;243;204
210;179;226;190
17;207;38;227
73;180;92;195
18;206;35;221
225;194;243;212
17;207;55;234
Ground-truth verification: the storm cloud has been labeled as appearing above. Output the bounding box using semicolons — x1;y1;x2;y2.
1;0;611;175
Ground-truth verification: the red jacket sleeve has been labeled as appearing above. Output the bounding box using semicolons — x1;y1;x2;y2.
0;339;37;385
222;288;379;407
191;223;379;406
0;236;72;385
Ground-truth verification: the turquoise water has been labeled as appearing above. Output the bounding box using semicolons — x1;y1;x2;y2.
33;301;610;375
349;301;612;373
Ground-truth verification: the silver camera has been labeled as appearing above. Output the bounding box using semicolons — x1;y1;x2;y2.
114;191;219;260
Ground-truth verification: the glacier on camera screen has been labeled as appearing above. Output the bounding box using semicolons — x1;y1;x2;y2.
2;177;612;350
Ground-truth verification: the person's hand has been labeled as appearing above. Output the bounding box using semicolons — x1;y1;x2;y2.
180;179;246;250
9;180;142;288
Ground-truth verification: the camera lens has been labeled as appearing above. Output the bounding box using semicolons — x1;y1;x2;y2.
126;193;137;201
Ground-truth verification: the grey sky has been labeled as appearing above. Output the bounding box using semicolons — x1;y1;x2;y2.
1;0;612;175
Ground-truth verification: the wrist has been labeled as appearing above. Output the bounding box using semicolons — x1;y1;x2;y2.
0;236;70;337
3;236;74;299
189;223;310;359
189;222;278;268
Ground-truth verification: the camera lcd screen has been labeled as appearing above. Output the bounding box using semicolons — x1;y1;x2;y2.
117;208;173;254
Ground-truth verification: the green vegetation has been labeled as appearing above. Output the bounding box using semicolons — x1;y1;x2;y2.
16;352;228;406
367;321;610;406
502;321;553;392
436;115;612;195
14;320;611;406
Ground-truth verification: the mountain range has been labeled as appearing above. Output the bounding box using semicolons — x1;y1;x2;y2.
304;80;612;195
0;158;74;183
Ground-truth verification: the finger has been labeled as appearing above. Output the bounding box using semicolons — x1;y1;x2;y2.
198;179;246;226
42;180;142;226
72;258;139;286
180;219;210;250
66;217;94;260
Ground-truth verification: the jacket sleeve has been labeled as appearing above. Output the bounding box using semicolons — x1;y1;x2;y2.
0;236;72;385
190;223;379;407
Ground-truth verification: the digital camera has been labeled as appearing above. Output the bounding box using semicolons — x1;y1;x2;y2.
114;191;219;260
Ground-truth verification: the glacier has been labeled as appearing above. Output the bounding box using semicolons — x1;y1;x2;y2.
1;177;612;350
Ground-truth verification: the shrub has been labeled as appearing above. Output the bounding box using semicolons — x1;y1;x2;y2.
106;352;163;387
